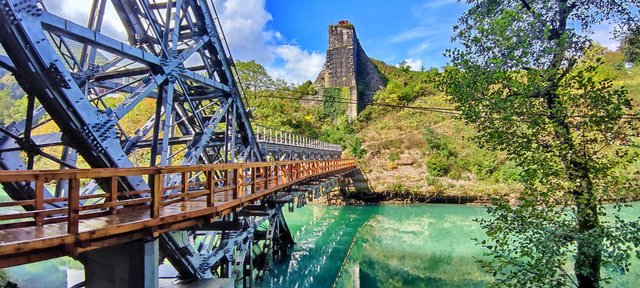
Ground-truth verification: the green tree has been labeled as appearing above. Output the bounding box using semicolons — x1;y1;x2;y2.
322;87;348;119
235;60;274;100
442;1;640;287
621;27;640;65
397;60;411;73
295;80;317;96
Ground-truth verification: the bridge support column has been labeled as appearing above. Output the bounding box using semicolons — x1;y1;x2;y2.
80;238;159;288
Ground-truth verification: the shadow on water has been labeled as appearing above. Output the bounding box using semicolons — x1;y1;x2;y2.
261;204;492;288
259;206;379;288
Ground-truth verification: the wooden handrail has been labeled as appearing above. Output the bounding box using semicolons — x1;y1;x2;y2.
0;159;356;233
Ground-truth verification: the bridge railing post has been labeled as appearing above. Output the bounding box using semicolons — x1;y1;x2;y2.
181;172;188;203
151;173;163;219
282;164;286;184
233;168;241;199
264;166;269;190
224;169;230;201
68;177;80;235
207;170;214;207
109;176;118;215
34;175;44;226
251;167;256;196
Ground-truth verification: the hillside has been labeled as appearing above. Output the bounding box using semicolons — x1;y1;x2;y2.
345;48;640;202
346;60;522;202
236;59;525;202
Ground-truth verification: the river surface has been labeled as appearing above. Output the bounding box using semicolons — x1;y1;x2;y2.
3;204;640;287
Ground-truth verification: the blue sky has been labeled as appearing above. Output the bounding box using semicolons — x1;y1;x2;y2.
212;0;469;83
265;0;466;69
213;0;620;83
43;0;621;84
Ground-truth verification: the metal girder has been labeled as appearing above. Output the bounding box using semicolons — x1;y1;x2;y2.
0;0;344;285
0;54;16;73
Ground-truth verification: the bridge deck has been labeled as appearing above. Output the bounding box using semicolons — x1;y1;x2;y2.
0;160;355;267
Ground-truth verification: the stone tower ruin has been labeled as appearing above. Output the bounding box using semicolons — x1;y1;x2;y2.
314;21;384;118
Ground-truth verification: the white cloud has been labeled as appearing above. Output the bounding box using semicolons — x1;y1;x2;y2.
213;0;275;63
409;41;432;56
422;0;458;9
399;59;424;71
44;0;322;83
389;27;442;44
269;45;324;84
591;23;619;51
45;0;127;42
213;0;323;83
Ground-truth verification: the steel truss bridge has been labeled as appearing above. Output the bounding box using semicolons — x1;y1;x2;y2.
0;0;354;286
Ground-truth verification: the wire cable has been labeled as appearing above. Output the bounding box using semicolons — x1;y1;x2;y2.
252;85;640;120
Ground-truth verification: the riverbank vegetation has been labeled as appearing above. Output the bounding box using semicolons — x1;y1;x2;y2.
442;1;640;287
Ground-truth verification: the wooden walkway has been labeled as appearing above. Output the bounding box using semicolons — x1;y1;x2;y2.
0;159;355;267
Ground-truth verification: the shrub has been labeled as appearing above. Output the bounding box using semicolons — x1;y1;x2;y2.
493;161;523;183
426;151;453;177
425;175;440;186
468;153;500;180
347;137;365;159
423;128;456;157
390;182;406;193
388;150;400;162
322;87;347;119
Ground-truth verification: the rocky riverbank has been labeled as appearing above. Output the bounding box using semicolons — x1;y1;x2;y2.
326;168;520;206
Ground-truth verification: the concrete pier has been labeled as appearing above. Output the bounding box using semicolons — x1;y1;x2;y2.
80;239;159;288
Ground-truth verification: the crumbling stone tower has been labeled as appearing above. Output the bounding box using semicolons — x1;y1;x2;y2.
314;21;384;118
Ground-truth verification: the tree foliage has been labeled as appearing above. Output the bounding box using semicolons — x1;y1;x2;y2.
0;88;27;124
622;27;640;65
235;60;274;99
442;1;640;287
322;87;348;119
371;59;439;106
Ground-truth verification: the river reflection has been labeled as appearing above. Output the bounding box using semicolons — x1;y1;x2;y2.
3;204;639;287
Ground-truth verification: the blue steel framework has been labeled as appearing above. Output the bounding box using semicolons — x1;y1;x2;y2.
0;0;342;284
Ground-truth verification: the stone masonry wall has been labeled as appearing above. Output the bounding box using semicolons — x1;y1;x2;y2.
314;22;383;118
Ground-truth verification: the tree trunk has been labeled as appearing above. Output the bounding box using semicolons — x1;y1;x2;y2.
574;168;601;288
543;2;602;286
575;203;601;287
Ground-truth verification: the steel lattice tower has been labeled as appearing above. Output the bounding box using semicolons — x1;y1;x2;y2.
0;0;305;281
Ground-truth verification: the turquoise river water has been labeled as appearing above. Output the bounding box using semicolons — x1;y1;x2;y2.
3;204;640;287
